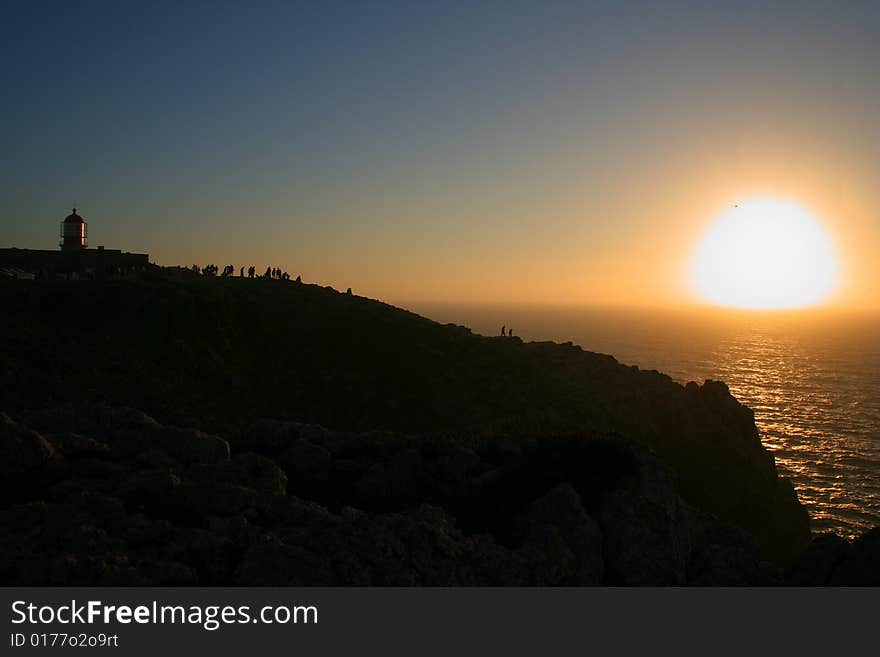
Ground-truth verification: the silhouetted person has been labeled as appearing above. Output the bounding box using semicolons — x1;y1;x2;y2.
501;325;506;336
248;266;255;278
346;287;352;295
508;328;513;337
240;266;244;277
264;266;271;278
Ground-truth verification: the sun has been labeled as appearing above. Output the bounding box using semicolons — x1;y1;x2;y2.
691;198;838;309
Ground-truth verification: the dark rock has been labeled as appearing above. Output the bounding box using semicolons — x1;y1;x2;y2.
382;447;424;500
516;483;603;585
239;419;301;456
55;433;110;458
280;439;332;489
0;413;54;480
114;425;229;465
235;541;330;586
140;560;197;585
70;491;129;531
352;446;424;507
188;452;287;496
830;527;880;585
176;481;261;518
207;514;249;537
164;527;230;582
25;404;230;465
0;501;49;530
432;445;480;480
686;511;761;585
121;513;172;547
597;446;691;585
786;532;850;585
115;469;181;508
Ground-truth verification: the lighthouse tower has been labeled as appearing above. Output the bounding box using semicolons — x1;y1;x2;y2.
60;208;88;251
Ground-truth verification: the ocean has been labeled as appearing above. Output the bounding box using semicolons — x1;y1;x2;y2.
409;302;880;537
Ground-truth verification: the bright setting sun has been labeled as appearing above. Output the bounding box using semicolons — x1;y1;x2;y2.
691;198;839;309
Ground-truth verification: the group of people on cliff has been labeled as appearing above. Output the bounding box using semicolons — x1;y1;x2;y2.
190;263;299;283
187;263;363;299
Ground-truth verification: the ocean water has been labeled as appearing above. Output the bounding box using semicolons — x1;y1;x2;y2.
410;302;880;537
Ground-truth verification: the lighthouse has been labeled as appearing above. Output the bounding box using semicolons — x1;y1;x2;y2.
1;207;150;277
60;208;88;251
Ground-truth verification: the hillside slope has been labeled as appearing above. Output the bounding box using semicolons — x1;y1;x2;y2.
0;271;808;562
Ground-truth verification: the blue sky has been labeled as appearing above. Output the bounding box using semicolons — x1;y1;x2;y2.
3;1;879;305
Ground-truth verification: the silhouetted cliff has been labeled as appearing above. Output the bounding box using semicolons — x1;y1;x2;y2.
0;272;821;574
2;405;877;585
0;406;763;584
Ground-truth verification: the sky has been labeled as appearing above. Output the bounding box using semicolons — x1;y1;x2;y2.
2;1;879;309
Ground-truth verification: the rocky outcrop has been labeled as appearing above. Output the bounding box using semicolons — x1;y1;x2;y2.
786;533;851;585
516;484;604;585
3;403;824;586
0;413;54;482
597;447;690;585
832;527;880;585
22;405;230;465
787;529;880;586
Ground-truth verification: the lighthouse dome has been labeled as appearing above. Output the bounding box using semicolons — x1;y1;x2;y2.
64;208;85;224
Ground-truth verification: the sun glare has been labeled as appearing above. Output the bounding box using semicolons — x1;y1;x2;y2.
691;198;838;309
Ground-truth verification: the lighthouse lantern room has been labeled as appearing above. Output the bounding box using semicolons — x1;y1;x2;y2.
60;208;88;250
